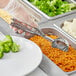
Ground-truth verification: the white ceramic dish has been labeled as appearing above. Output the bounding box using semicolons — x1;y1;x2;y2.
0;36;42;76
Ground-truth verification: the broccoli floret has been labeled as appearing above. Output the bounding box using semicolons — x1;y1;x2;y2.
0;51;4;59
29;0;76;17
3;35;13;47
70;3;76;10
11;42;20;53
0;41;3;46
3;44;11;53
3;35;13;43
0;45;4;52
0;35;20;59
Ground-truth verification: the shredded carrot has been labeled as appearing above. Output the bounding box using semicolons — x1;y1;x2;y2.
30;35;76;72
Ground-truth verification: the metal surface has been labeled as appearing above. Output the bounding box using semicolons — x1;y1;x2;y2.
60;18;76;40
53;13;76;43
0;18;68;76
24;23;76;75
0;18;48;76
26;67;48;76
10;18;69;51
38;24;76;49
52;13;76;27
0;17;76;76
41;13;76;44
0;1;76;74
38;22;76;75
21;0;76;21
40;13;76;75
39;55;68;76
53;15;76;75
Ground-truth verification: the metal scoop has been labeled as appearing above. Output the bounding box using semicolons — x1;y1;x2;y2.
10;18;69;51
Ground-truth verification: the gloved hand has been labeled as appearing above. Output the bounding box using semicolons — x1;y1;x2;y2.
3;0;38;36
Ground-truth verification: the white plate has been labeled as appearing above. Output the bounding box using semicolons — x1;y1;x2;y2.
0;36;42;76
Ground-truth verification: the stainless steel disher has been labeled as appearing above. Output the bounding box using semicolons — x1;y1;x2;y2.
10;18;69;51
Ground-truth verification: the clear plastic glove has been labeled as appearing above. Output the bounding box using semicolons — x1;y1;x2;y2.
3;0;38;36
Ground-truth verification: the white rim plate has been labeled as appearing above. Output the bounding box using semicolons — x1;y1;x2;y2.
0;36;42;76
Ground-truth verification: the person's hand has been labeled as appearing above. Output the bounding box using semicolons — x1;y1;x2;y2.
3;0;38;36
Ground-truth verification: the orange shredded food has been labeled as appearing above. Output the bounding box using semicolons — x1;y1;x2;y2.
30;35;76;72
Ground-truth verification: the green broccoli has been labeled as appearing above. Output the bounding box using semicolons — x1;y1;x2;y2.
0;45;4;52
0;35;20;59
3;35;13;43
0;51;4;59
0;41;4;46
3;35;13;47
29;0;76;17
11;42;20;53
3;44;11;53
